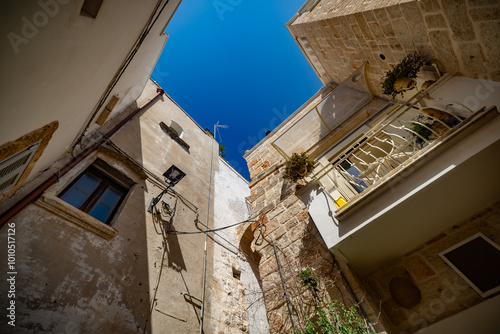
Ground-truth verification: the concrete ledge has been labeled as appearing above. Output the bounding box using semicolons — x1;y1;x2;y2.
416;294;500;334
35;193;118;240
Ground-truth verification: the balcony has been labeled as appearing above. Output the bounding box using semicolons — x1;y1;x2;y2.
295;73;500;274
310;73;474;212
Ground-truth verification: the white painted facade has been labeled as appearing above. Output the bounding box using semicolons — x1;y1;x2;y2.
213;157;270;334
0;0;181;182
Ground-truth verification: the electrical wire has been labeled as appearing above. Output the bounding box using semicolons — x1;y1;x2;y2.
169;219;260;235
97;132;328;331
101;136;165;183
103;134;282;231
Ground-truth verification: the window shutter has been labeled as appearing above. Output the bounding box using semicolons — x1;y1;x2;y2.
0;141;41;195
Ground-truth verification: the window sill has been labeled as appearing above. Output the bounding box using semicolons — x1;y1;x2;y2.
35;193;118;240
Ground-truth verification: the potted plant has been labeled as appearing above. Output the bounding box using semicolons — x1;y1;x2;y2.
409;108;462;148
381;52;424;98
409;115;433;148
283;152;315;183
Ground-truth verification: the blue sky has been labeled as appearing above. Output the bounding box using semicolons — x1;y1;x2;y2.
152;0;322;180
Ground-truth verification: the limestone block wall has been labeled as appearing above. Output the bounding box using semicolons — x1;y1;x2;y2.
288;0;500;98
364;200;500;334
243;94;391;332
242;177;387;333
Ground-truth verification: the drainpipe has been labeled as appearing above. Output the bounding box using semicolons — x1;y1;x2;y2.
198;124;216;334
0;88;164;228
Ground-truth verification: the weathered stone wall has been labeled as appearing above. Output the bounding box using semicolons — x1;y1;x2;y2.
243;91;391;332
0;79;249;333
242;187;387;333
289;0;500;97
364;200;500;334
211;157;270;334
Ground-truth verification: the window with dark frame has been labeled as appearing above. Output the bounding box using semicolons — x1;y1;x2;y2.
439;233;500;297
59;166;128;225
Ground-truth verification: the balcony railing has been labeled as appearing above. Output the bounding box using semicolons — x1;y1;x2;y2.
309;73;477;209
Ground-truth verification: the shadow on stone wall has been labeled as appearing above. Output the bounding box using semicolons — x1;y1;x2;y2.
255;207;363;333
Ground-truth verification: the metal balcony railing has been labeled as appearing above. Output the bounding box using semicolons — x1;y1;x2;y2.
309;73;477;209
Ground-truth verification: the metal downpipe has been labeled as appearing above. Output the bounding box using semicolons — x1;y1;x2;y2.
199;125;216;334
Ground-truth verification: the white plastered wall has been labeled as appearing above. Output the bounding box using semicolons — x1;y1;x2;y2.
0;0;180;181
213;157;270;334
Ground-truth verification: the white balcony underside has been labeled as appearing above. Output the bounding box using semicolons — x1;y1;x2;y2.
415;294;500;334
300;108;500;275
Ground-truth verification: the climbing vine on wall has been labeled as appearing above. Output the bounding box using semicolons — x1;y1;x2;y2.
295;268;375;334
294;301;375;334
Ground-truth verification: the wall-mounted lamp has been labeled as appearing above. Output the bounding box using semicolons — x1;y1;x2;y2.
147;165;186;213
163;165;186;186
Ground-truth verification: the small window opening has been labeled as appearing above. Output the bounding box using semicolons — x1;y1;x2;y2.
80;0;104;19
170;121;184;139
379;54;386;60
159;122;190;151
232;268;241;280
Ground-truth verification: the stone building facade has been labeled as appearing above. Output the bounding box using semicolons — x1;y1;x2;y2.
365;201;500;333
287;0;500;96
0;1;271;333
243;84;390;334
0;0;182;198
244;0;500;333
212;158;269;334
0;78;263;333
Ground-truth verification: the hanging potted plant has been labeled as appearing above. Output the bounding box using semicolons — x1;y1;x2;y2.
381;52;424;98
283;152;316;183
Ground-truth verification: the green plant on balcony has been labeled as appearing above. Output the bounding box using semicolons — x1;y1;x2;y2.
283;152;316;182
409;115;432;148
381;52;424;98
